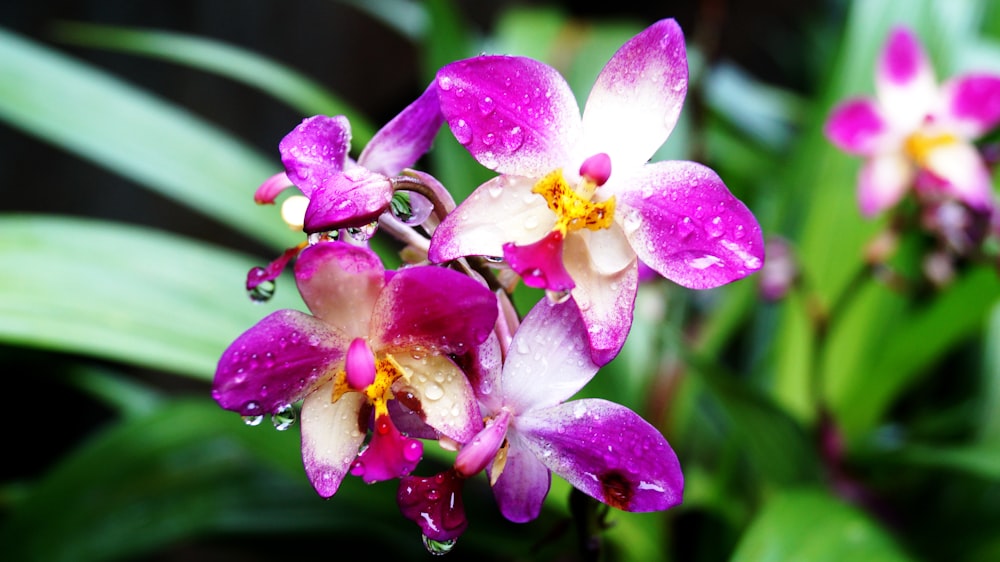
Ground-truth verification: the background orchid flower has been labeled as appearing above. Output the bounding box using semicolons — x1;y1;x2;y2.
452;298;683;523
427;18;764;366
824;25;1000;217
213;241;497;497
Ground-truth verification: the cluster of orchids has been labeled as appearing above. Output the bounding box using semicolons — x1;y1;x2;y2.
212;18;764;553
825;25;1000;285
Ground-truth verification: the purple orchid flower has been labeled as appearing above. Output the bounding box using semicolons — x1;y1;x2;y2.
245;85;444;297
825;25;1000;217
213;241;497;497
427;18;764;366
452;298;683;523
257;83;444;232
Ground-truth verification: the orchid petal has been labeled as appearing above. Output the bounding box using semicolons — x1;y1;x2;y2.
940;74;1000;138
294;242;385;338
359;83;444;176
824;98;887;155
503;230;575;291
579;18;689;173
923;141;995;210
394;354;483;444
302;166;394;232
564;242;637;367
518;399;683;513
858;152;913;217
436;55;581;176
428;176;554;263
300;384;366;497
500;298;598;411
371;265;497;354
253;171;294;204
489;431;552;523
876;26;936;129
350;413;423;483
618;161;764;289
575;221;635;275
212;309;347;415
279;115;351;198
397;470;469;541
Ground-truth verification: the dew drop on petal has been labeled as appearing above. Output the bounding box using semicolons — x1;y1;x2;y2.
271;404;296;431
437;75;453;91
453;119;472;145
482;132;496;146
706;216;724;238
423;381;445;401
478;96;495;115
677;216;695;239
505;126;524;150
545;289;571;304
422;536;457;556
347;221;379;242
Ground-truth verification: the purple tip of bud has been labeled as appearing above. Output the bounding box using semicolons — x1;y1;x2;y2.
454;411;510;477
345;337;376;391
246;245;304;292
579;153;612;186
397;469;469;541
253;172;295;204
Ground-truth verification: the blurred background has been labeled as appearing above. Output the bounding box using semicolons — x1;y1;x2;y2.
2;0;998;561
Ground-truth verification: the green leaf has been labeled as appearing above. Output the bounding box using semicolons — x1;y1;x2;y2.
0;214;303;380
0;26;298;250
47;20;376;145
0;399;414;562
730;488;915;562
895;439;1000;480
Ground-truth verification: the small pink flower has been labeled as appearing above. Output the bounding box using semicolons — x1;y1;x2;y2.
825;26;1000;217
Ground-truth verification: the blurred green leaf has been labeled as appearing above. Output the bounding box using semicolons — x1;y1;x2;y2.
895;439;1000;480
0;26;299;251
0;214;303;380
983;302;1000;440
730;488;914;562
828;266;1000;439
0;399;412;562
47;21;376;145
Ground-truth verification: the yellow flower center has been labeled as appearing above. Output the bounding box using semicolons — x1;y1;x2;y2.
904;131;958;167
332;353;406;417
532;169;616;236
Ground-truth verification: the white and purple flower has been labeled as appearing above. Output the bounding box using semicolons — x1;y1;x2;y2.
825;25;1000;217
427;18;764;365
452;298;683;523
213;241;497;497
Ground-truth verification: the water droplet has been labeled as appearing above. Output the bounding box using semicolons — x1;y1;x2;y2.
482;132;496;146
545;289;571;304
478;96;495;115
672;77;687;92
271;404;296;430
422;536;457;556
452;119;472;145
706;216;724;238
734;224;746;239
505;126;524;150
347;221;379;242
437;75;453;91
455;87;465;98
242;414;263;426
423;381;445;401
247;268;275;303
677;216;695;238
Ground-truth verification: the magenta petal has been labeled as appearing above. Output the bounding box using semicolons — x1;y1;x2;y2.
880;26;927;86
490;432;552;523
398;469;469;541
212;310;347;416
279;115;351;198
518;399;683;512
945;74;1000;137
436;55;580;176
359;83;443;176
350;413;423;483
620;161;764;289
371;265;498;354
294;242;385;336
502;230;575;291
302;166;394;232
253;172;293;204
824;98;885;155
